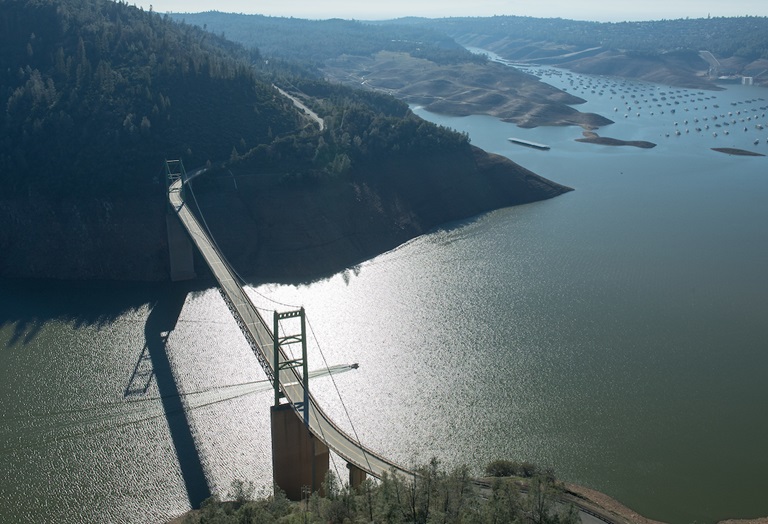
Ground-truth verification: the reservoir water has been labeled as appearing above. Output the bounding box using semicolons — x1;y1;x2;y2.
2;68;767;523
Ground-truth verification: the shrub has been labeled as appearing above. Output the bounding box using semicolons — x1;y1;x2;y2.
484;459;543;478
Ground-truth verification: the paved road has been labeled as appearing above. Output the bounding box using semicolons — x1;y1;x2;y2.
274;85;325;131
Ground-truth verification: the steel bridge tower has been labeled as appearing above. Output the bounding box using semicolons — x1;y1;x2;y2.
270;308;330;499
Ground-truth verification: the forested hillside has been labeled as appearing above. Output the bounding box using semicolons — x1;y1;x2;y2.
0;0;301;198
412;16;768;87
194;13;766;88
1;0;570;281
412;16;768;59
169;12;484;68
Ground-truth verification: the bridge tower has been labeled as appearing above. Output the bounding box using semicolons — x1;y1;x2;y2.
165;160;196;281
270;308;329;499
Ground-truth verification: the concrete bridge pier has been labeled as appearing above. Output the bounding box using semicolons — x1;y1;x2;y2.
271;403;329;500
347;462;367;488
166;213;196;281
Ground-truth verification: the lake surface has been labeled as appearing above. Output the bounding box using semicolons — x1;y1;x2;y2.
2;67;767;524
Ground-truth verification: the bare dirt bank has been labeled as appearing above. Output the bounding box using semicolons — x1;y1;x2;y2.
323;51;613;129
454;36;726;90
563;483;667;524
564;482;766;524
0;142;570;282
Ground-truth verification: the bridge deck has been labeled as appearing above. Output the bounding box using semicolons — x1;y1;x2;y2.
168;173;411;480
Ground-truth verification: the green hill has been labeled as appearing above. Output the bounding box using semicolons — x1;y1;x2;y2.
0;0;300;198
0;0;571;282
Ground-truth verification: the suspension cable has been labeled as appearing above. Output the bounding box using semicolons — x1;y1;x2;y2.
185;174;303;311
306;315;374;476
276;310;344;484
250;288;302;311
185;176;238;278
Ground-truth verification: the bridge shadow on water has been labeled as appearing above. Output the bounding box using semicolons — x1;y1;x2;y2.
0;278;161;348
0;277;214;508
144;282;211;508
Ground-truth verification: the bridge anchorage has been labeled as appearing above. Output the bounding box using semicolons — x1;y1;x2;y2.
165;159;408;501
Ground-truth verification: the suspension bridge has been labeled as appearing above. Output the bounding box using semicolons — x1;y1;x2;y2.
164;159;411;499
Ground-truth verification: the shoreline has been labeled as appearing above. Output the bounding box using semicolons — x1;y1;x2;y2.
562;482;668;524
166;479;768;524
549;481;767;524
322;51;614;129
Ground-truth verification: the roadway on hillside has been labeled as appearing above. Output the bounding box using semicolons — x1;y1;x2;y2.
275;85;325;131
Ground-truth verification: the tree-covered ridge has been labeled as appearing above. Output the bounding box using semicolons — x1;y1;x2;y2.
422;16;768;59
0;0;481;199
168;11;486;67
226;78;470;182
0;0;301;197
0;0;569;282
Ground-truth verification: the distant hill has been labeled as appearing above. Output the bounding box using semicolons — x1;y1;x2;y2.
412;16;768;88
167;12;612;129
0;0;571;281
168;11;483;68
169;13;768;90
415;16;768;59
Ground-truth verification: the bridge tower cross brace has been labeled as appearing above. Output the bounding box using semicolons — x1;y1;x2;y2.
273;308;309;425
164;159;187;210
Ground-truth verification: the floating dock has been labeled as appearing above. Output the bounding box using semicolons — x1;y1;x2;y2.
508;137;550;150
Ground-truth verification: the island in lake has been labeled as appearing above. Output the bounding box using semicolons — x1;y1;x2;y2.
711;147;765;156
576;131;657;149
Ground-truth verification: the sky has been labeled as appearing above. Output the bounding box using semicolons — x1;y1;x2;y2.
136;0;768;23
